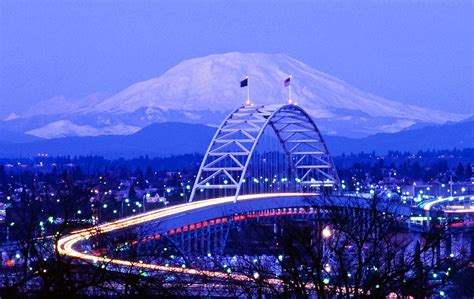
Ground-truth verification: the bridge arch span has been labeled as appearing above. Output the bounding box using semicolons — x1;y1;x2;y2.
190;104;339;202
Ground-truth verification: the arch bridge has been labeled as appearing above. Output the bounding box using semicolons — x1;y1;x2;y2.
59;104;401;281
190;104;339;202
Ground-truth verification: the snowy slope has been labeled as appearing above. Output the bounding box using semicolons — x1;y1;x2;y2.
88;52;464;123
26;120;140;139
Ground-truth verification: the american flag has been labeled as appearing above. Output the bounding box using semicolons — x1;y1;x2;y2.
284;76;291;87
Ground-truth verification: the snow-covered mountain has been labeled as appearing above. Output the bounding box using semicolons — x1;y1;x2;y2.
3;52;469;138
26;120;140;139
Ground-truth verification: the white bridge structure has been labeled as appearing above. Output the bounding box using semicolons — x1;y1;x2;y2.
190;104;339;202
58;104;344;275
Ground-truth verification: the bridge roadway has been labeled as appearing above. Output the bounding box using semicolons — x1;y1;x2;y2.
57;192;414;280
420;195;474;214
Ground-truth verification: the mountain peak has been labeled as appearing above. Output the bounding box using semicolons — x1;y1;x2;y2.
7;52;470;139
90;52;466;122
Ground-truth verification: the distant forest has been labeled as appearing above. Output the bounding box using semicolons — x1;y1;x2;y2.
1;148;473;183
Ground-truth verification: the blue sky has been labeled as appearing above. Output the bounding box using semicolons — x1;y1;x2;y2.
0;0;472;117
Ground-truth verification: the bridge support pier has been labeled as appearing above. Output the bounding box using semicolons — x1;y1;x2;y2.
203;225;208;255
179;231;184;255
193;228;198;255
187;229;191;255
213;223;218;254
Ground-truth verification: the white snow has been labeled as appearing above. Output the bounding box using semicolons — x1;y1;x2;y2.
3;112;20;121
26;120;140;139
376;119;417;133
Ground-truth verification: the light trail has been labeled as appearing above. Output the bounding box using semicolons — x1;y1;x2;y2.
421;195;474;212
57;193;315;281
445;208;474;213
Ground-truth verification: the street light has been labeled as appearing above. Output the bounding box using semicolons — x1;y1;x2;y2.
324;263;331;272
322;227;332;238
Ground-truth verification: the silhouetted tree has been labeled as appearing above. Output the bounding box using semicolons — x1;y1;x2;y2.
205;196;469;298
455;163;465;180
128;185;137;200
466;163;473;179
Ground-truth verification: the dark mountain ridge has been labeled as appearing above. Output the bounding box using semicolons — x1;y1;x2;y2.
0;120;472;158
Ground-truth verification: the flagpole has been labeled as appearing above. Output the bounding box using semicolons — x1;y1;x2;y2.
288;84;291;104
247;76;250;106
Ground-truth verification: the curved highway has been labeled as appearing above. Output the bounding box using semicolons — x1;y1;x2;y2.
57;193;317;281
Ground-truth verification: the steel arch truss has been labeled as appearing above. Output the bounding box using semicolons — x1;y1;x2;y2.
189;104;339;202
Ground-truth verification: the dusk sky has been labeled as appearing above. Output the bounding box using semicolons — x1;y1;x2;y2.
0;0;472;117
